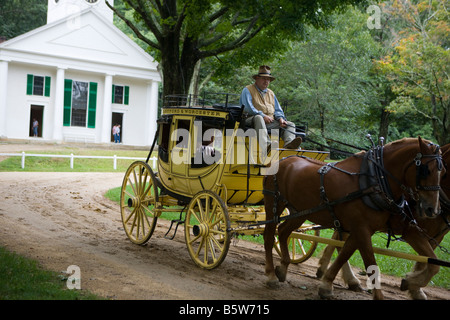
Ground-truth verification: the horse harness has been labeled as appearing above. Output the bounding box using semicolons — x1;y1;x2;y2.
262;144;444;240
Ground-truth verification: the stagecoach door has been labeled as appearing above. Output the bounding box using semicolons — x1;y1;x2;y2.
170;117;191;177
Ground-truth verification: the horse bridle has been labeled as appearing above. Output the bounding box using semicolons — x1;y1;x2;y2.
407;144;443;195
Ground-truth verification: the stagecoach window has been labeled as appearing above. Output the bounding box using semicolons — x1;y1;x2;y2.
158;119;171;163
192;120;222;168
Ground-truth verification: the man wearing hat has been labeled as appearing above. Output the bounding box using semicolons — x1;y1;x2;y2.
239;65;302;150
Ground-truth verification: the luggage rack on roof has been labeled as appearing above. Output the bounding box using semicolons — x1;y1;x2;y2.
163;93;240;108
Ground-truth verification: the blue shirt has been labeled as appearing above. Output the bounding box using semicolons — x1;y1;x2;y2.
239;86;286;120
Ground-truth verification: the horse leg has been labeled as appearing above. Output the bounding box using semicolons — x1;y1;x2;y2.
263;221;279;287
356;234;384;300
275;219;305;283
316;231;363;292
263;177;285;288
318;233;359;299
401;233;440;300
316;242;335;279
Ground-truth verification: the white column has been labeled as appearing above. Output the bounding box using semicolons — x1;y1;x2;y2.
52;67;65;140
0;60;9;137
146;80;159;145
101;74;113;143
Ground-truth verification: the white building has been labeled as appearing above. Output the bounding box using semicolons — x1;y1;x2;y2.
0;0;161;146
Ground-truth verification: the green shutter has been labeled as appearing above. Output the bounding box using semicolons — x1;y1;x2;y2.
44;76;51;97
63;79;72;126
124;86;129;105
87;82;97;128
27;74;33;95
112;84;115;103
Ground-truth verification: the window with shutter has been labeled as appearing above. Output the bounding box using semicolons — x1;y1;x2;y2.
88;82;97;128
112;84;129;105
63;79;97;128
63;79;72;126
27;74;51;97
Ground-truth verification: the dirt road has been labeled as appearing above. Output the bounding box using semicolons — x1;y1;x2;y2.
0;170;449;301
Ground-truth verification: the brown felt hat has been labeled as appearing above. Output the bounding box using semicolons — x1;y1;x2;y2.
252;65;276;81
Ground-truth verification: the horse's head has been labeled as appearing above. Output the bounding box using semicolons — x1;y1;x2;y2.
384;137;444;218
409;137;445;217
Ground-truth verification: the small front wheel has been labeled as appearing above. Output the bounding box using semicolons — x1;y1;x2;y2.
120;161;159;245
185;190;230;269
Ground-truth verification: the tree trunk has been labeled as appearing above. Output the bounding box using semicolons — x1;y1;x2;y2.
160;36;200;100
379;108;390;140
188;59;202;98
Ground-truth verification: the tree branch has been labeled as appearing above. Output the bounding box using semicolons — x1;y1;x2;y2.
128;0;163;41
208;6;229;23
199;15;263;58
105;0;161;50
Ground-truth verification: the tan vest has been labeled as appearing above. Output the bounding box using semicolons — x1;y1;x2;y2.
246;84;275;118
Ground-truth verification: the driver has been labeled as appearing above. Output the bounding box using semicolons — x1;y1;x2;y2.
239;65;302;151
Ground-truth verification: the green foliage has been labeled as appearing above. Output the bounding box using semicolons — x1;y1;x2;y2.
112;0;365;95
0;0;47;39
374;0;449;145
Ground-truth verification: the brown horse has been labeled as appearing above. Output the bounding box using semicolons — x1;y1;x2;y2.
316;143;450;299
263;137;444;299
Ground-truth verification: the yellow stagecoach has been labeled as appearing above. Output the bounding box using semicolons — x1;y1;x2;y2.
120;93;329;269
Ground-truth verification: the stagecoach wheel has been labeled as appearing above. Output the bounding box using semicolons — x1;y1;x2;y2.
274;224;320;264
185;190;231;269
120;161;159;245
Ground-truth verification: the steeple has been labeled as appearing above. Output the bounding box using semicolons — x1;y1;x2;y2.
47;0;114;24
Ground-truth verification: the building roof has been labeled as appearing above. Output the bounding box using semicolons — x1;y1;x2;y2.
0;7;161;82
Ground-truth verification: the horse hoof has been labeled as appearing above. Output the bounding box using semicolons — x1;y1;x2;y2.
348;283;364;292
275;266;286;282
265;279;280;289
373;289;384;300
318;285;334;299
408;288;427;300
400;279;409;291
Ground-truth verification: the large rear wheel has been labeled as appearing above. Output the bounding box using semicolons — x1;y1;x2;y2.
120;161;159;245
274;224;320;264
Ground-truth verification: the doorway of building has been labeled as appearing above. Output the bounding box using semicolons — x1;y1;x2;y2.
111;112;123;143
29;105;44;137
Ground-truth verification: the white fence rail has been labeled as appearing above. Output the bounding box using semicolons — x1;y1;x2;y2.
0;152;158;170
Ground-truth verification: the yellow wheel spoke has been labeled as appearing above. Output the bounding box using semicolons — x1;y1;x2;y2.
123;207;137;224
142;204;155;217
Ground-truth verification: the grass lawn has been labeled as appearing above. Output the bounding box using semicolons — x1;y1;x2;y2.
0;246;102;300
0;147;153;172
